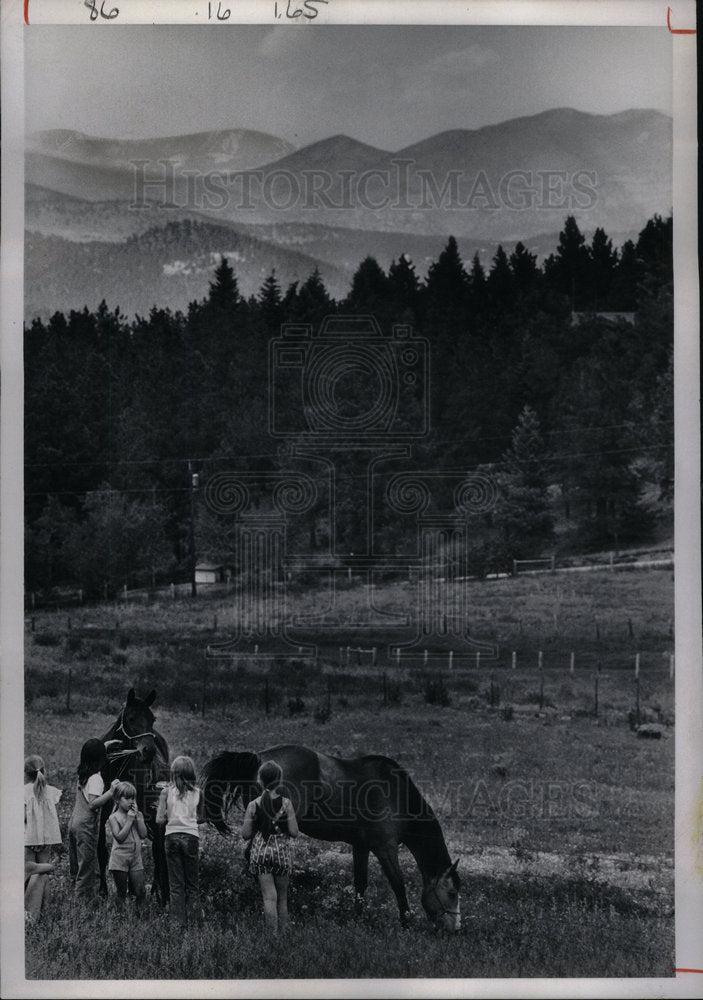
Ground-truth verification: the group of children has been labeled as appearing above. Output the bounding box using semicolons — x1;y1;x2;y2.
24;743;299;934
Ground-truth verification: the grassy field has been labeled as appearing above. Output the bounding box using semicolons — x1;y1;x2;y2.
23;567;675;980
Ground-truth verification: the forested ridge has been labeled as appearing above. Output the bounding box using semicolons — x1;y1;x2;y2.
25;214;673;595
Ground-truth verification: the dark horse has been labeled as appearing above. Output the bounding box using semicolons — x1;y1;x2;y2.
200;744;461;930
97;689;170;902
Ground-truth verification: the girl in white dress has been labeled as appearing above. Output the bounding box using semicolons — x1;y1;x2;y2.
24;755;62;865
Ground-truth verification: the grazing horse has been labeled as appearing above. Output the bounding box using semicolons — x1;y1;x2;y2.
98;689;170;902
200;744;461;931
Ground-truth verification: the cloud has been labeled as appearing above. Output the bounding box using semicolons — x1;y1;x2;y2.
259;26;311;59
422;44;499;78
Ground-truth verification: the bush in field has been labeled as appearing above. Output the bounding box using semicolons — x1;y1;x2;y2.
424;676;452;706
33;632;61;648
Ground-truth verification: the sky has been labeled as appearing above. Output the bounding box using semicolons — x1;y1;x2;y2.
24;24;672;150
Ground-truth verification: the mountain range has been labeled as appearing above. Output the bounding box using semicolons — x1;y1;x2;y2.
25;108;672;321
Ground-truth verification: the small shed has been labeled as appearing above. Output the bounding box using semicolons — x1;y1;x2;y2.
195;562;224;584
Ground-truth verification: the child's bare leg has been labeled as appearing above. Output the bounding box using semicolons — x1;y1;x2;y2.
24;873;51;920
111;871;128;909
274;873;290;931
129;870;146;911
258;873;278;934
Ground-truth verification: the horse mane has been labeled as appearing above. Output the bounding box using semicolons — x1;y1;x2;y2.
199;751;261;833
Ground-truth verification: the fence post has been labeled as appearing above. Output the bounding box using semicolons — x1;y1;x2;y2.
635;653;640;678
346;646;351;666
423;649;428;666
67;617;71;631
448;650;453;671
254;644;259;655
265;678;270;715
66;668;72;712
512;560;517;576
670;653;675;679
594;675;599;717
635;675;640;727
551;555;556;573
569;651;575;675
32;592;36;610
609;551;614;571
395;647;400;666
595;618;600;640
213;615;218;631
628;618;633;638
383;672;387;705
170;583;175;600
511;651;516;670
476;651;481;670
372;647;377;667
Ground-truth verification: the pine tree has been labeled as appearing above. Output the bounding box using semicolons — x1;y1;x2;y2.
486;245;513;305
208;256;241;313
587;228;618;310
388;254;421;321
544;216;590;310
509;242;540;298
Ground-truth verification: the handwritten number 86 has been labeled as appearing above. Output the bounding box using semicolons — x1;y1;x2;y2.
84;0;119;19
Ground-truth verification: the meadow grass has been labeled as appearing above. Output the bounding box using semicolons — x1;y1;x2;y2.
23;567;675;980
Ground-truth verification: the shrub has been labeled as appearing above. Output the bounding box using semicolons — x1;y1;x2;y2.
34;632;61;647
288;696;306;716
424;676;452;706
65;634;83;654
383;677;403;705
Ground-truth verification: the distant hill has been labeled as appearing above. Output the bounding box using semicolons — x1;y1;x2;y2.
24;219;346;322
24;109;672;320
26;127;295;174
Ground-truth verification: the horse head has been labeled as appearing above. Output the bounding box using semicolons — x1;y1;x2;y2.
107;689;161;773
199;751;262;833
421;858;461;932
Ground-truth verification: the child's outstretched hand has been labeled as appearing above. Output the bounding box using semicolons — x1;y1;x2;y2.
110;778;120;790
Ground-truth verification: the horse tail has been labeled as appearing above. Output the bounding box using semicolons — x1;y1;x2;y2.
199;751;260;834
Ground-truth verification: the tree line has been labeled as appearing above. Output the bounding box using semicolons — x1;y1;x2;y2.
25;214;673;595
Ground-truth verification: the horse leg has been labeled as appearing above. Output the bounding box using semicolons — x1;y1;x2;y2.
352;844;369;915
371;845;412;926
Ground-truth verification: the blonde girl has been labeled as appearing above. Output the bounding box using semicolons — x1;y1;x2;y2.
155;755;205;928
107;781;147;912
241;760;299;935
24;755;62;920
24;755;62;865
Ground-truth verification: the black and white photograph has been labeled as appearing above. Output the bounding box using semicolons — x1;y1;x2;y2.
1;0;700;996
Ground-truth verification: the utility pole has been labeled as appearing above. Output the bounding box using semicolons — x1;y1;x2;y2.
188;462;199;597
